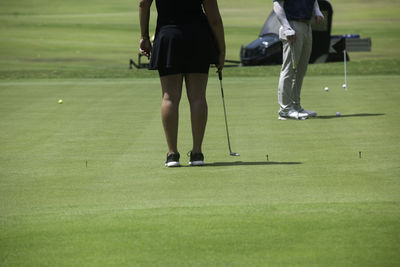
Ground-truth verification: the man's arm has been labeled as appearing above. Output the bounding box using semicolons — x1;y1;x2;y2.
313;0;324;24
273;1;295;40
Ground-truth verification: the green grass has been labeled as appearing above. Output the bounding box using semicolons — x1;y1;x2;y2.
1;0;400;266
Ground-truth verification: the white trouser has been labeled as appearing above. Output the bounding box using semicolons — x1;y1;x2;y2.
277;21;312;113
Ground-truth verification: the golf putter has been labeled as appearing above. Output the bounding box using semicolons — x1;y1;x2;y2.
343;49;348;90
218;71;240;156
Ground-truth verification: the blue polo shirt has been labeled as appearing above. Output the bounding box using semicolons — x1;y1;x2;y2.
273;0;316;20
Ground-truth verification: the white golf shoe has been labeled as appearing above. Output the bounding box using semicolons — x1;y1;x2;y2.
298;108;317;117
278;109;309;120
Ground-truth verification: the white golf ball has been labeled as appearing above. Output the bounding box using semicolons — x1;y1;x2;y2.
324;87;329;91
336;112;341;116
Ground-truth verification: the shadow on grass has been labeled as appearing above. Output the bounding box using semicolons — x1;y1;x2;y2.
205;161;302;167
316;113;385;119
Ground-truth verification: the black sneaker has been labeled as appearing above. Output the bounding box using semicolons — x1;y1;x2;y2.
189;151;204;166
165;153;180;167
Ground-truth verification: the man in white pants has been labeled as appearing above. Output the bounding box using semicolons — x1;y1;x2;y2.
273;0;324;120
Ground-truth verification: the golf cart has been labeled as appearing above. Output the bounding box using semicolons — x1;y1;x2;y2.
240;0;371;66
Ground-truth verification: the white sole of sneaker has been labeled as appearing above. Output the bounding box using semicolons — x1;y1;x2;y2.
165;161;180;167
189;161;204;166
278;116;307;120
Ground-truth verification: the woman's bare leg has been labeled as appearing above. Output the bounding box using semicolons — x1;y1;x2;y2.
185;73;208;153
160;74;184;155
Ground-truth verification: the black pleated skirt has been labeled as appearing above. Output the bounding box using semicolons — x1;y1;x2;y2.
149;23;218;73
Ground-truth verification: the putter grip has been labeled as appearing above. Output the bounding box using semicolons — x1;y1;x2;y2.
218;71;222;81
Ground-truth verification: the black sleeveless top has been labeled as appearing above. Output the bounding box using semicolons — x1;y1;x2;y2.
149;0;218;70
155;0;206;27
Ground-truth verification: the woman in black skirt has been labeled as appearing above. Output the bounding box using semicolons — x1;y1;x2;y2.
139;0;225;167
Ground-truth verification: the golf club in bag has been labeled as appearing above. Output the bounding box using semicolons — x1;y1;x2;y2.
218;71;240;156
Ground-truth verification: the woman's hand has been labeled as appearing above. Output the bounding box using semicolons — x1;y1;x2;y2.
216;53;225;73
139;38;152;59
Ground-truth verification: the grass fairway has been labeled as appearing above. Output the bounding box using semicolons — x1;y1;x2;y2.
1;0;400;266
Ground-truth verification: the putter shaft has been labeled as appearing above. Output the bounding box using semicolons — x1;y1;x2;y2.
218;72;239;156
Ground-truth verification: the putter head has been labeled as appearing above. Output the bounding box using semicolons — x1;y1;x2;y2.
230;152;240;156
